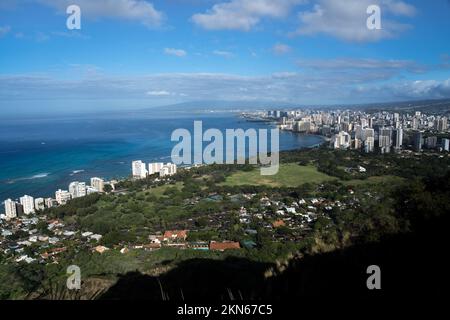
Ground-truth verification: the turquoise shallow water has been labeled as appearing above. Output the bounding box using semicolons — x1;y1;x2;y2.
0;111;324;202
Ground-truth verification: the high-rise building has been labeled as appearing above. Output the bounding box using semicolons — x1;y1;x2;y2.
55;189;71;205
90;177;105;192
132;160;147;179
69;181;87;198
148;162;164;175
15;203;24;216
442;138;450;152
295;121;311;133
86;186;99;195
360;118;368;128
353;138;362;150
363;128;374;140
341;122;351;132
413;131;423;152
4;199;17;219
364;137;375;153
393;113;400;123
362;128;375;153
412;118;419;130
331;131;351;149
354;125;363;140
425;136;438;149
20;195;35;215
34;197;45;211
394;128;403;150
45;198;57;208
378;128;392;153
159;163;178;177
437;117;448;132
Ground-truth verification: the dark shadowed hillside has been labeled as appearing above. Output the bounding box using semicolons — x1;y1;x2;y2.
97;213;448;300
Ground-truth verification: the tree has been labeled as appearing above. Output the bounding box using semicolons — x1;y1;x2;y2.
104;184;113;193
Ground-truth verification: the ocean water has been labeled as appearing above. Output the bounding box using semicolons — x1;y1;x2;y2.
0;111;324;201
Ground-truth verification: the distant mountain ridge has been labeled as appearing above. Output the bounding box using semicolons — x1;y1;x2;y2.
143;100;301;112
143;98;450;114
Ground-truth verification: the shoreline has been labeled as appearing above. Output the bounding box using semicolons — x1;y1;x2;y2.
0;119;325;206
1;135;325;205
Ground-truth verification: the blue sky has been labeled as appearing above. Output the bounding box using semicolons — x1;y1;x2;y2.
0;0;450;114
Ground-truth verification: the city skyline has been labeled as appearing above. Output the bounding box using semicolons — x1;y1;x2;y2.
3;105;448;218
1;0;450;114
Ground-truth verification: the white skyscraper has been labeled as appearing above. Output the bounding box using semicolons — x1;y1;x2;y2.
394;128;403;150
148;162;164;175
69;181;87;198
363;128;374;141
45;198;57;208
331;131;351;149
443;138;450;152
20;195;35;215
438;117;448;132
159;163;178;177
4;199;17;219
86;186;99;195
55;189;71;205
363;128;375;153
132;160;148;179
378;128;392;153
34;197;45;211
393;113;399;120
360;118;368;128
90;177;105;192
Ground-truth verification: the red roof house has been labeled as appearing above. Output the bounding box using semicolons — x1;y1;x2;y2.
209;241;241;251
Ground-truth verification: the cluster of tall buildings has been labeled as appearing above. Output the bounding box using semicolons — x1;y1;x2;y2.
4;196;44;220
132;161;177;179
2;177;106;220
267;109;449;154
3;196;40;220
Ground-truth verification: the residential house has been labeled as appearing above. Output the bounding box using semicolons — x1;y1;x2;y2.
209;241;241;251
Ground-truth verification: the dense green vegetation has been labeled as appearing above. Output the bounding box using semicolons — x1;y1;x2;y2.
1;147;449;299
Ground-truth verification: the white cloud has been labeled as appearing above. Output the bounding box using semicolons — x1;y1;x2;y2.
38;0;163;27
384;0;416;17
293;0;416;42
350;79;450;101
297;57;426;73
394;79;450;98
147;90;171;96
272;43;292;55
164;48;187;57
0;25;11;37
272;72;298;79
192;0;305;31
213;50;234;58
2;70;448;109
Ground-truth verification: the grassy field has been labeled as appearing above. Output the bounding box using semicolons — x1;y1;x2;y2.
221;164;337;187
222;164;406;188
142;182;184;197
